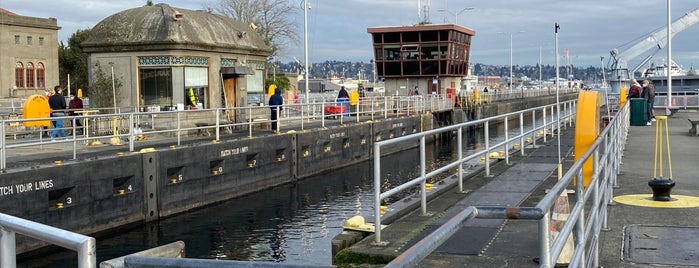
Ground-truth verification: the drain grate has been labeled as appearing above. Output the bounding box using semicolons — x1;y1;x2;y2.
624;225;699;266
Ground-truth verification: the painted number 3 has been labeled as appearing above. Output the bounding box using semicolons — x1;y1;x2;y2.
66;197;72;204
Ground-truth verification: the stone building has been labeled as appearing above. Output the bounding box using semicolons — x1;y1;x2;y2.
0;8;60;97
81;3;272;113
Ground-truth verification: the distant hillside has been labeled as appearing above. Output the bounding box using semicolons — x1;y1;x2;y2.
276;61;606;83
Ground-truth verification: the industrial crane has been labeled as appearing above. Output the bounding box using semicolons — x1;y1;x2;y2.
608;7;699;93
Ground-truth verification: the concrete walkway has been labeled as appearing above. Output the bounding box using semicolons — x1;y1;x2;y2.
339;109;699;267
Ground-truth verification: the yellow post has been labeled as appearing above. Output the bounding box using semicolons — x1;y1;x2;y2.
574;90;600;186
109;116;121;145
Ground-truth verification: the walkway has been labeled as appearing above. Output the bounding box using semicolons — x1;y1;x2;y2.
345;109;699;267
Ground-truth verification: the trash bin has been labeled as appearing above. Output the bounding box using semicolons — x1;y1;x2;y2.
630;98;648;126
337;98;349;117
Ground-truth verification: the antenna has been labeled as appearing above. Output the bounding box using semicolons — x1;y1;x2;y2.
418;0;431;23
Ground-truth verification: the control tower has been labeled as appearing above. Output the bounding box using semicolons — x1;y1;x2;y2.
367;24;475;95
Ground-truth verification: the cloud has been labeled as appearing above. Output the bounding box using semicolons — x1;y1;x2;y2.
3;0;698;69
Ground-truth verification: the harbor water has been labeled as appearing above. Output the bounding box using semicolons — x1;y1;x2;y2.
23;120;531;267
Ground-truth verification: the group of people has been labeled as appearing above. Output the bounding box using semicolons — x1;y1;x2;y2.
45;85;84;139
628;78;656;125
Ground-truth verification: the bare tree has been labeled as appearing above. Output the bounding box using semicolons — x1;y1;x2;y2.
208;0;298;57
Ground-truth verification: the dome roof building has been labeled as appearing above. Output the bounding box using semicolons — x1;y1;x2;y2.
82;3;271;113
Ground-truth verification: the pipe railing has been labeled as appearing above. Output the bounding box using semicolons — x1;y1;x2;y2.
372;99;578;244
0;212;96;268
386;101;630;267
0;95;452;169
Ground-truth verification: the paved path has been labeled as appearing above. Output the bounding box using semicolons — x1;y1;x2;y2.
355;109;699;267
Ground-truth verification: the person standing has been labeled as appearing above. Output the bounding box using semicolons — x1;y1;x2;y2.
48;85;67;139
337;86;349;99
627;78;642;98
642;80;656;123
268;88;283;132
68;92;84;135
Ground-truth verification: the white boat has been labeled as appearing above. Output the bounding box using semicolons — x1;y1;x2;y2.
642;61;699;94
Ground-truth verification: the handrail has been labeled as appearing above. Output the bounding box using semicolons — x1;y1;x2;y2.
0;95;453;169
372;99;578;243
0;212;96;268
386;101;630;267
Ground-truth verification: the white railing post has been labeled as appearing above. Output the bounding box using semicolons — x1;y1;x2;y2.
0;227;16;267
484;121;491;177
520;113;525;156
420;136;427;216
215;109;220;140
1;122;6;169
504;116;510;165
373;143;382;244
176;111;181;146
457;127;464;192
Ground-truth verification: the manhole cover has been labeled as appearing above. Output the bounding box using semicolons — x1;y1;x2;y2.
624;225;699;266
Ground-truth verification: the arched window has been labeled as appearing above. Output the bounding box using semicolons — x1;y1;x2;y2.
15;62;24;88
26;62;35;88
36;63;45;88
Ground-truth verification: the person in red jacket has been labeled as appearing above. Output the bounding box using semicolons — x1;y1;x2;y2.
68;92;84;135
627;78;642;98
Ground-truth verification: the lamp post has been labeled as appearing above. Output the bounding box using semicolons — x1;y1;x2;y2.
303;0;310;105
498;31;524;94
437;7;474;25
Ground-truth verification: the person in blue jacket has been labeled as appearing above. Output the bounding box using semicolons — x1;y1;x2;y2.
269;88;283;132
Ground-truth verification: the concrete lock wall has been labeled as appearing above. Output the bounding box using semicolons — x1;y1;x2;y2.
155;135;295;218
295;123;374;178
0;154;145;253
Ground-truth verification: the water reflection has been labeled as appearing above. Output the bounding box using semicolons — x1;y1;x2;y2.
26;118;556;267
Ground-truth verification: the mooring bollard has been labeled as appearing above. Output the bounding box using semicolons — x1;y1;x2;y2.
648;115;675;201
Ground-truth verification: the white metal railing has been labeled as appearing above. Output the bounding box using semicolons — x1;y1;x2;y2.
654;93;699;109
385;101;630;267
0;212;96;268
0;95;452;169
372;99;578;244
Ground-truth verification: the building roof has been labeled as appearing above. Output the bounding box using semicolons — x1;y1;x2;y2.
367;23;475;36
81;3;271;54
0;8;17;15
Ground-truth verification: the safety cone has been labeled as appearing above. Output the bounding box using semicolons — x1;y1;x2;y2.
550;190;574;265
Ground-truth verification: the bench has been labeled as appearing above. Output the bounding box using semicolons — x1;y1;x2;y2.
689;119;699;136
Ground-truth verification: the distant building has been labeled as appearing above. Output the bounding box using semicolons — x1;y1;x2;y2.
81;3;271;111
367;24;475;95
0;8;60;97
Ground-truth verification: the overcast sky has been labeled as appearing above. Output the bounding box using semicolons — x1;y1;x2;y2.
3;0;698;70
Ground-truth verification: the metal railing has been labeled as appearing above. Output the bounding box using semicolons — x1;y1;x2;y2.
0;95;453;169
372;99;578;244
0;212;96;268
385;101;630;267
654;93;699;109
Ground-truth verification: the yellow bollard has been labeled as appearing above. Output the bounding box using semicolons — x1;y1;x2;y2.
380;205;388;215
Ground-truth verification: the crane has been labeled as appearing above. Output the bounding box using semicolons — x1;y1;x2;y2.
608;7;699;93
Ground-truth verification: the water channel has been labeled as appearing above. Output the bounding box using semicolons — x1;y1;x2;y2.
24;115;551;267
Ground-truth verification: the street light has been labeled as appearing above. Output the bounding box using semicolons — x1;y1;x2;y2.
303;0;310;105
437;7;474;25
498;31;524;94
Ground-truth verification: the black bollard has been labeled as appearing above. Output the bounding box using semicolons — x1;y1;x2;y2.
648;179;676;201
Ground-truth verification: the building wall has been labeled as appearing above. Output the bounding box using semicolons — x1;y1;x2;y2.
87;50;266;111
0;13;59;98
